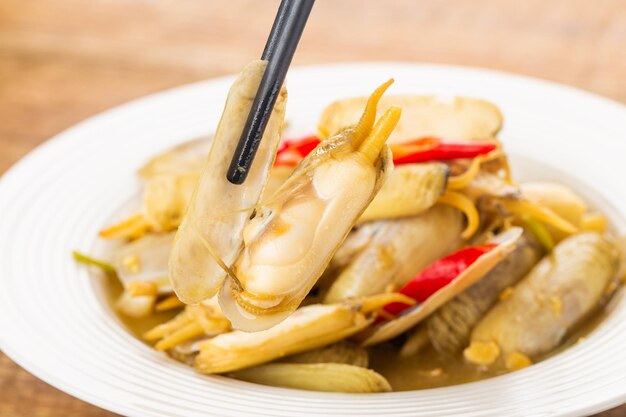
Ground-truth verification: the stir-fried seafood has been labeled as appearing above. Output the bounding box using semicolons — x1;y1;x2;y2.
465;233;620;368
427;233;543;355
359;227;523;346
78;68;624;393
318;96;503;144
219;103;398;330
358;162;448;222
233;363;391;393
323;206;463;303
195;294;412;373
170;78;399;330
169;60;288;306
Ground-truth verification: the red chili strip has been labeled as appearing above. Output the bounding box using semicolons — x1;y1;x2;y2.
275;135;321;166
391;137;497;164
382;243;498;318
275;135;496;167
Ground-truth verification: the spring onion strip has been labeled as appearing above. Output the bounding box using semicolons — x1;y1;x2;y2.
447;150;501;190
72;251;116;273
520;215;554;252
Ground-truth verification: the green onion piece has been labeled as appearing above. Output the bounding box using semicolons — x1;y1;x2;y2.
72;251;116;273
521;216;554;252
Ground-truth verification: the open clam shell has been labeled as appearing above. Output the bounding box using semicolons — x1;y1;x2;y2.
318;95;503;144
218;82;399;331
168;60;287;304
360;227;523;346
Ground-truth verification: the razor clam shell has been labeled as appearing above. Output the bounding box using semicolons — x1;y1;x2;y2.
427;233;543;355
218;133;393;332
194;304;372;373
462;171;520;201
169;60;287;305
470;232;620;359
232;363;391;393
360;227;523;346
111;232;175;294
143;172;200;231
318;95;503;144
138;137;211;179
282;341;369;368
277;126;393;200
330;223;382;270
323;205;463;303
315;223;382;294
140;165;291;233
358;162;449;223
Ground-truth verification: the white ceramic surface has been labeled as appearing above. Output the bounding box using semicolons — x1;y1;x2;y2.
1;63;625;417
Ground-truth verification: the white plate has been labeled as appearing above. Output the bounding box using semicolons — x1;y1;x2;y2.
1;63;625;417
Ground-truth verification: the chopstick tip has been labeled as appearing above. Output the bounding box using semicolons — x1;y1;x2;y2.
226;165;247;185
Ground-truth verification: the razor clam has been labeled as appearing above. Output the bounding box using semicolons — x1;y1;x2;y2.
218;82;399;331
427;233;543;355
169;60;287;305
318;95;503;144
142;165;291;233
283;341;369;367
328;222;382;271
138;138;210;229
105;138;292;236
109;233;175;317
462;170;520;202
360;227;523;346
314;223;383;293
358;162;449;223
194;293;412;373
232;363;391;393
99;138;210;238
324;205;464;303
466;232;620;367
138;137;211;179
143;172;201;231
111;232;175;293
139;164;293;234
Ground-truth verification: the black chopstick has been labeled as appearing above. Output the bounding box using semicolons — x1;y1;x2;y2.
226;0;315;185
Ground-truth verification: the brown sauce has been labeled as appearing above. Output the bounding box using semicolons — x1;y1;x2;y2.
104;276;179;341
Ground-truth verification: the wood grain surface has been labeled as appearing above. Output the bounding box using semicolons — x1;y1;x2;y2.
0;0;625;416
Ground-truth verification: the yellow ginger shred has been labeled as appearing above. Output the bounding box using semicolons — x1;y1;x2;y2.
499;287;514;301
437;190;480;239
122;254;141;274
464;340;501;366
128;280;158;297
99;213;152;239
503;199;577;235
447;149;502;190
505;352;532;371
155;295;185;312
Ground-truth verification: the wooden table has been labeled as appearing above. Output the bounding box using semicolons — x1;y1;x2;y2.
0;1;624;415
